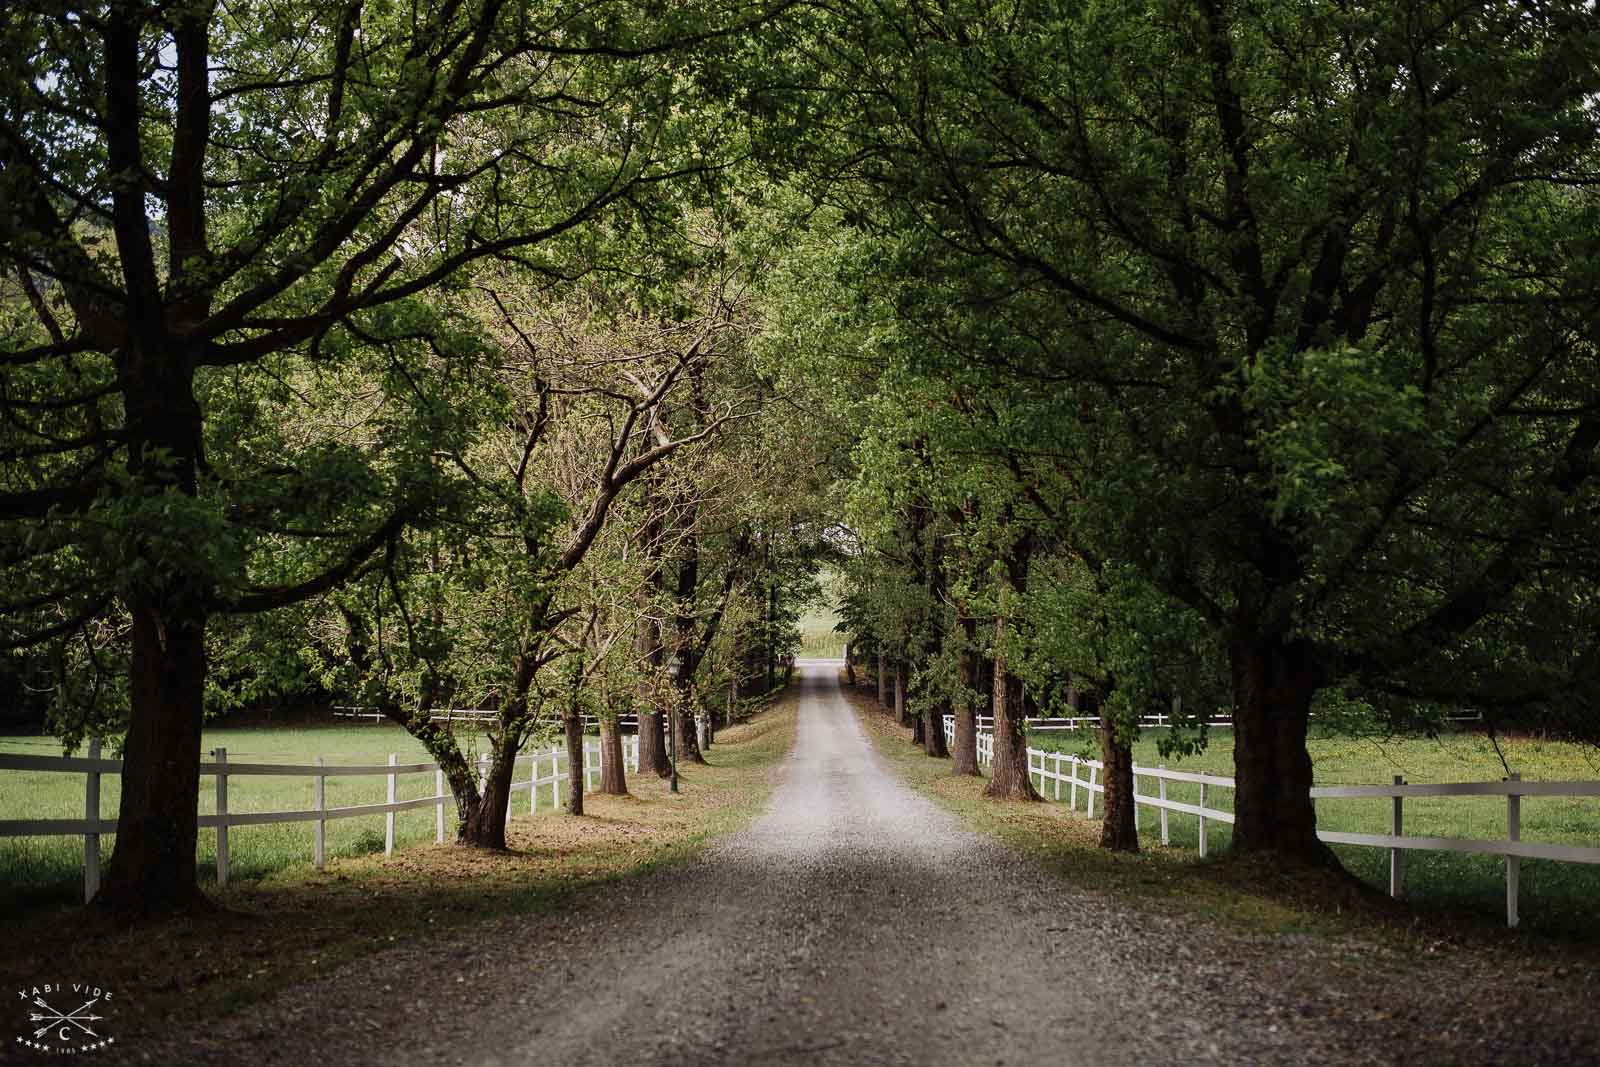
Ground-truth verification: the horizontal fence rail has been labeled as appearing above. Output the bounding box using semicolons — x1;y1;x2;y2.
0;735;641;903
974;713;1235;732
944;717;1600;927
331;707;641;730
967;709;1480;733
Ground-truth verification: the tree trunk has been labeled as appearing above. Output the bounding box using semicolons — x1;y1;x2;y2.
98;602;208;913
635;482;670;778
766;583;777;693
951;701;979;775
564;710;585;816
673;702;705;765
639;710;671;778
984;615;1038;801
462;746;516;847
950;615;980;775
844;645;857;687
725;673;737;727
877;653;887;705
911;710;925;744
599;715;628;796
98;352;210;914
1229;634;1332;863
895;662;911;728
924;703;949;758
1098;716;1139;851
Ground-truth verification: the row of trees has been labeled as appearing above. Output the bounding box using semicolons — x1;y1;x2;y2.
5;0;1597;911
744;0;1600;869
0;0;841;914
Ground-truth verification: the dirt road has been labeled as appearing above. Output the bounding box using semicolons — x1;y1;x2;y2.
126;663;1598;1066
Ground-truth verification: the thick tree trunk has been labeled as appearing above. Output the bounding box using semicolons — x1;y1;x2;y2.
599;715;628;796
1098;717;1139;851
877;653;887;705
984;616;1038;801
673;701;705;765
844;646;857;687
1229;634;1331;863
462;746;516;847
98;603;208;912
638;710;671;778
951;702;979;775
98;350;211;914
564;710;585;816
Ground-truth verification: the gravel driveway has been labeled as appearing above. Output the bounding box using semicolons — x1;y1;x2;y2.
112;663;1599;1066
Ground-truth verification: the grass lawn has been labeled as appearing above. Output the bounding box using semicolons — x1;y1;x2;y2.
1;723;534;905
0;694;797;1037
845;677;1600;947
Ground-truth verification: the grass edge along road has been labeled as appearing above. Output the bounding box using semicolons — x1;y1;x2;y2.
0;694;798;1038
842;677;1600;960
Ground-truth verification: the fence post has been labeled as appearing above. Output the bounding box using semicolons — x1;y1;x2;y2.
1053;753;1062;801
1087;765;1098;820
1157;765;1169;846
314;755;326;869
1068;758;1078;811
1506;771;1521;928
552;752;561;808
1198;781;1209;858
385;753;397;856
213;747;229;887
1390;774;1404;899
435;767;446;844
83;737;101;904
528;753;539;813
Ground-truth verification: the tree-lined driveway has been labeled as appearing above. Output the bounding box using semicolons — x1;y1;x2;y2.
149;664;1598;1066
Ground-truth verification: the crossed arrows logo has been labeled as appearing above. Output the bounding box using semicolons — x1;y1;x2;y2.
28;996;103;1041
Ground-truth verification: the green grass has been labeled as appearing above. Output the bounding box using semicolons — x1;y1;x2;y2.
797;600;846;659
1021;727;1600;938
0;722;559;906
1;699;800;1039
852;685;1600;951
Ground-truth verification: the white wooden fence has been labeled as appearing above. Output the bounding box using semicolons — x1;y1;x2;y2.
0;736;639;904
944;717;1600;927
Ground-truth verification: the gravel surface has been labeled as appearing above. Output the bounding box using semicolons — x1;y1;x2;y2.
96;664;1600;1066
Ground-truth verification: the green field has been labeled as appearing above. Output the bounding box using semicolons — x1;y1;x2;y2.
1025;726;1600;934
797;600;846;659
0;723;569;907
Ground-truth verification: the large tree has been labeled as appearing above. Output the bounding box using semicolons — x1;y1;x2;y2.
0;0;768;910
740;0;1600;864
